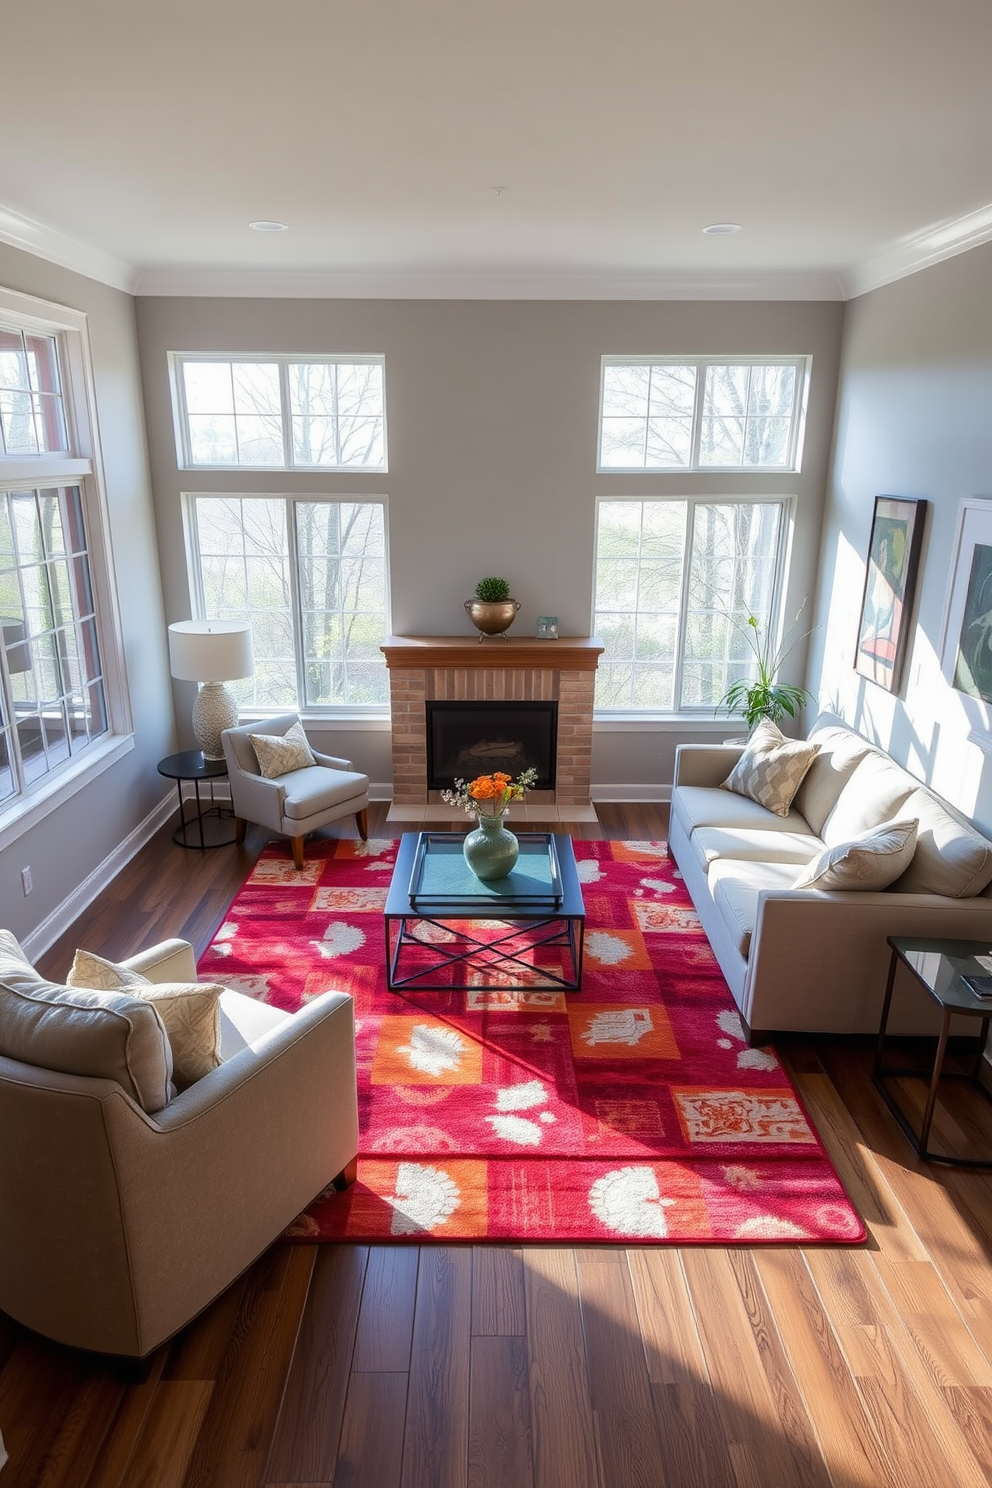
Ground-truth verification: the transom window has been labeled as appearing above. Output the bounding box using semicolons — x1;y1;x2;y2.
598;357;808;472
0;328;68;456
184;495;389;711
593;497;789;712
172;355;387;470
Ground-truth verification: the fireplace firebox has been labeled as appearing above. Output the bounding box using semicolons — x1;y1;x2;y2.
426;700;558;791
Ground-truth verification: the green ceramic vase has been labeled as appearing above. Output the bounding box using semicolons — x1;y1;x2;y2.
463;812;519;880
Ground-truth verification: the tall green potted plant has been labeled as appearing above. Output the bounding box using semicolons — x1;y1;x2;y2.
717;605;815;734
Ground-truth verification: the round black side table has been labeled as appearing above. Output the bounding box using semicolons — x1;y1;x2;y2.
158;750;236;850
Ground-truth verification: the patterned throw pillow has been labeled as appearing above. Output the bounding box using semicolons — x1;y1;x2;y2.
792;818;919;892
67;949;223;1087
249;719;316;779
720;719;821;818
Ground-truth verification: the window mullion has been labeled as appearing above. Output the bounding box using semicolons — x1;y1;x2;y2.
279;364;293;467
672;498;694;711
286;500;307;708
690;365;706;467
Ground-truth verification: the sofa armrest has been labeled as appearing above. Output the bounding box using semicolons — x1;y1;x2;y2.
123;938;198;984
228;767;287;830
312;749;354;770
673;743;745;789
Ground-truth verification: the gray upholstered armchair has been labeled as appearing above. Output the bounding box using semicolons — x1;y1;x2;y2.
222;713;369;868
0;935;358;1358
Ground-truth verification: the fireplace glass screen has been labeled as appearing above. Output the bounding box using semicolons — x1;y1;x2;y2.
426;701;558;790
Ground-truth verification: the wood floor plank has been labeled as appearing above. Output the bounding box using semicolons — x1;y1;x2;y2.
180;1245;315;1488
626;1249;707;1386
400;1247;472;1488
872;1258;992;1386
752;1248;902;1488
468;1336;533;1488
680;1249;822;1488
650;1383;736;1488
351;1247;416;1373
0;1335;88;1486
332;1371;407;1488
575;1253;652;1412
523;1248;600;1488
163;1276;249;1382
115;1379;213;1488
82;1352;168;1488
592;1408;665;1488
264;1246;368;1485
471;1247;526;1337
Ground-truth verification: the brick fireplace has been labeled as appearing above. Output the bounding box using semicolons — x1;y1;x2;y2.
381;635;603;820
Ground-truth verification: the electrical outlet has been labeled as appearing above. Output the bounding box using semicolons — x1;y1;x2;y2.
20;866;32;896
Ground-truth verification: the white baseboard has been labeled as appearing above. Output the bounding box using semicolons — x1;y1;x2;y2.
591;784;671;803
21;791;177;962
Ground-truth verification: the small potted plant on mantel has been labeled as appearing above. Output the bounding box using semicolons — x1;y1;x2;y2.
716;604;814;736
464;576;521;641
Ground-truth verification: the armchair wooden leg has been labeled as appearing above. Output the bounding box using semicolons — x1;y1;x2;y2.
356;807;369;841
291;835;306;871
235;817;247;845
333;1156;359;1190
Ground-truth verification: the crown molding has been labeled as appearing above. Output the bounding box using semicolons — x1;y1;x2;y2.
132;264;846;301
843;201;992;299
0;205;135;294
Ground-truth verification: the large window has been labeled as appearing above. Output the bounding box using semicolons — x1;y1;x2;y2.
184;495;389;711
0;294;124;824
172;356;387;470
594;497;789;712
598;358;808;472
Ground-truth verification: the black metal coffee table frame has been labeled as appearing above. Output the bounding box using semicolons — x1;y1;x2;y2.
384;831;585;993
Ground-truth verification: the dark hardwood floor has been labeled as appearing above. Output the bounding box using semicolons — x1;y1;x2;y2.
4;803;992;1487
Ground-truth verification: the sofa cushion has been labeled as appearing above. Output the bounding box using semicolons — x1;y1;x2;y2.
792;818;918;892
707;860;801;959
281;765;369;821
721;719;820;818
791;723;875;836
673;785;813;840
692;826;824;867
249;719;317;779
818;751;916;847
0;931;173;1113
67;950;223;1087
891;787;992;898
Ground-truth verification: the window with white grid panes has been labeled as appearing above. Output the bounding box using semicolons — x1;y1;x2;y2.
598;358;808;472
593;498;788;713
173;356;386;470
185;495;389;712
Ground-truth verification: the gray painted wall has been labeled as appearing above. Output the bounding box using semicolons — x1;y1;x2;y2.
808;240;992;832
135;295;843;793
0;244;174;943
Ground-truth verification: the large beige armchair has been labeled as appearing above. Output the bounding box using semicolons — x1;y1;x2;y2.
222;712;369;868
0;936;358;1358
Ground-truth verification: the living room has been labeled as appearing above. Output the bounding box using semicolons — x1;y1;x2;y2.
3;1;992;1483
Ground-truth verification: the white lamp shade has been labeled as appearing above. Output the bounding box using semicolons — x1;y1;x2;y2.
168;621;254;683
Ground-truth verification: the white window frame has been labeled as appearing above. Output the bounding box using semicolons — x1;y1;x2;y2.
597;356;810;474
592;493;795;718
169;353;388;472
0;286;133;850
182;491;392;718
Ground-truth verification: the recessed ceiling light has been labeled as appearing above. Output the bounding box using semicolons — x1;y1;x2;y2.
249;220;289;232
702;222;742;235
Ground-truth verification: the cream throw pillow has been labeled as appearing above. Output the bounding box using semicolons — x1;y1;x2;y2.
68;949;223;1087
721;719;821;818
792;817;919;892
249;719;316;779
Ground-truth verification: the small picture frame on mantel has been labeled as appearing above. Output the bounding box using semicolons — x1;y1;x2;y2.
535;616;559;639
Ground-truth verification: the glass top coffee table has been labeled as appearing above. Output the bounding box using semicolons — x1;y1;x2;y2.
384;831;585;992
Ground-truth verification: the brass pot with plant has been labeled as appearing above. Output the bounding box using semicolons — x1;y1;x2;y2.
464;576;521;641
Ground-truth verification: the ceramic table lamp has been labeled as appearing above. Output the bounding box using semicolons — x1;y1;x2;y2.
168;620;254;759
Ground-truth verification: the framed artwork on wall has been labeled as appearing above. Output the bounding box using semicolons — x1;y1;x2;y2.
854;495;927;694
941;497;992;704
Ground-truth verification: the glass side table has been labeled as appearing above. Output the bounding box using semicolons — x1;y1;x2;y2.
874;936;992;1167
157;750;236;850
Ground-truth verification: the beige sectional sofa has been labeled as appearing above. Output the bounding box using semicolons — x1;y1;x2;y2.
669;712;992;1041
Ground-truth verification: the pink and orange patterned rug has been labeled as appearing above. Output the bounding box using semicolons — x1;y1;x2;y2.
200;837;864;1245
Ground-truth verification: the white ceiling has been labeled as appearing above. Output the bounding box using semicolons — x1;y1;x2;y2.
3;0;992;299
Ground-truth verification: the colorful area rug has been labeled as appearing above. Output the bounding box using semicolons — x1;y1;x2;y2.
200;838;864;1245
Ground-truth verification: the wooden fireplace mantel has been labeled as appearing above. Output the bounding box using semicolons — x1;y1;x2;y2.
381;635;604;671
